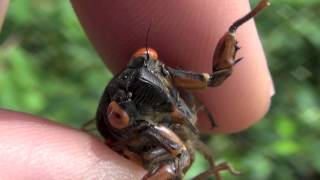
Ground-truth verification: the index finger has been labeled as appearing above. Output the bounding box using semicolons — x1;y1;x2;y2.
71;0;274;133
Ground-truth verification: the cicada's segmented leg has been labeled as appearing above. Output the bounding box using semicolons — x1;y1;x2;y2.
143;147;170;162
179;90;217;128
210;0;270;86
142;160;178;180
81;118;97;132
142;148;177;180
191;140;240;180
167;0;270;89
140;125;191;180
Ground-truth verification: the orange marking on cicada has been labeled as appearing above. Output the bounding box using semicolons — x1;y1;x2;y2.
172;73;211;89
132;47;159;61
107;101;130;129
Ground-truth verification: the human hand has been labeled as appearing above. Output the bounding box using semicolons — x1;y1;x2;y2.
0;0;273;179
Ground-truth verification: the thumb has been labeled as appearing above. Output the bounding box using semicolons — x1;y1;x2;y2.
0;109;146;180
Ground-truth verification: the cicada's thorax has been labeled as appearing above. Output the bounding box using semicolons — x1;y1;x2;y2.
130;59;175;120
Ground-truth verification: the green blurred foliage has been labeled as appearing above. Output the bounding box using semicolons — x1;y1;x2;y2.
0;0;112;127
1;0;319;179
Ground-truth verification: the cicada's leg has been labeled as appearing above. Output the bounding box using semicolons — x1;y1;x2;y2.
180;90;217;128
142;160;178;180
141;125;188;161
143;147;169;161
167;0;270;89
191;140;240;180
81;118;101;137
180;140;196;174
142;148;176;180
141;125;191;180
81;118;97;132
170;107;199;134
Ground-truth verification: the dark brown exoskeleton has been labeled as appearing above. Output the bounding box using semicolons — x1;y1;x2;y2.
85;1;269;179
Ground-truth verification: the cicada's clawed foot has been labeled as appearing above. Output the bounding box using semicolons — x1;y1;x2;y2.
191;161;241;180
214;162;241;178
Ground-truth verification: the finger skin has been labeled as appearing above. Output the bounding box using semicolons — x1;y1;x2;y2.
71;0;274;133
0;109;145;180
0;0;8;32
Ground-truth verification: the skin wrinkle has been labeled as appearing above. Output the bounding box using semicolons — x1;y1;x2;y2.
28;138;76;179
0;122;36;179
2;118;83;177
1;115;66;178
32;126;134;179
83;142;131;179
81;144;143;180
79;135;104;178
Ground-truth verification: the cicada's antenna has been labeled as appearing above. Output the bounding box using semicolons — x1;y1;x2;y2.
229;0;270;33
145;19;153;60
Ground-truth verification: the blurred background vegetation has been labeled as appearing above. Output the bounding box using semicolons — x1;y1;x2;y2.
0;0;319;179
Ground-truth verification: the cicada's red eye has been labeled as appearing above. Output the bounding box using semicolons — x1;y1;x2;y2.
131;47;158;61
107;101;129;129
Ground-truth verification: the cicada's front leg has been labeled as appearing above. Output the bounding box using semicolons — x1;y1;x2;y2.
168;0;270;89
210;0;270;86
